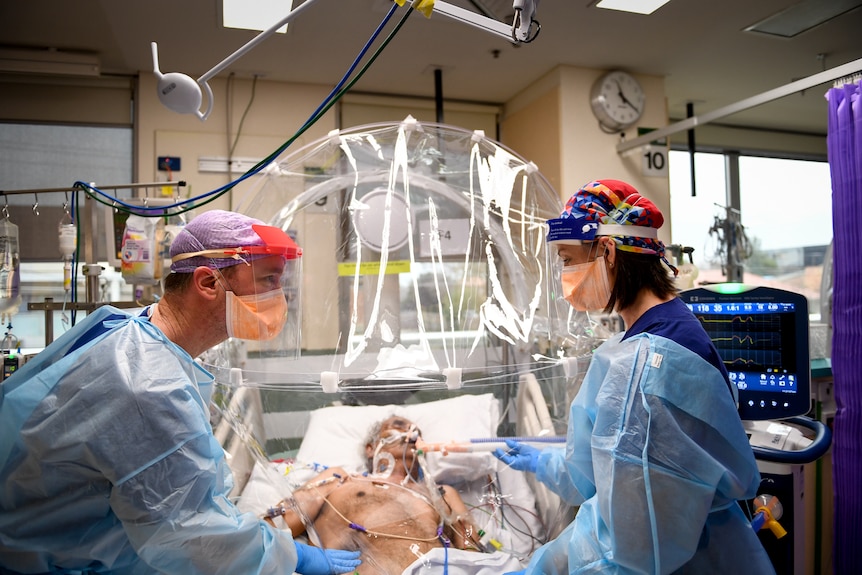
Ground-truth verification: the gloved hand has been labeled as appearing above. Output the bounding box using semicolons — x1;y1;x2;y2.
493;439;539;473
504;570;527;575
294;541;361;575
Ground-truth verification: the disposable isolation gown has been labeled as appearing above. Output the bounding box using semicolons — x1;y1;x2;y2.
529;331;775;574
0;306;298;574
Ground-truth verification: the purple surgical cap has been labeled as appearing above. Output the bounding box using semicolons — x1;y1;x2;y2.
170;210;289;273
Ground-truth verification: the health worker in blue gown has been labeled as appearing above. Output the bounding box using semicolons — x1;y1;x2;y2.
0;210;360;575
494;180;775;575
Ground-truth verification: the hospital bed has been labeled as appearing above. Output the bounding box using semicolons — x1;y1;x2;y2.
214;381;575;571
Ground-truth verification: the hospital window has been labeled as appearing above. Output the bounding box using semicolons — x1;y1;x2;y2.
0;122;134;351
669;149;832;326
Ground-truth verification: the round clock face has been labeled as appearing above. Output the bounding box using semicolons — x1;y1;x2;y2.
590;71;645;132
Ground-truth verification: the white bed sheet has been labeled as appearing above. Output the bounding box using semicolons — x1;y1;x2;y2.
401;547;524;574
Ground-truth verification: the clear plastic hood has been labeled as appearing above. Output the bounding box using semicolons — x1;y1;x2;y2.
201;117;584;394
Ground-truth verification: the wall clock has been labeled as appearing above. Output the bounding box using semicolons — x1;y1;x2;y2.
589;70;645;133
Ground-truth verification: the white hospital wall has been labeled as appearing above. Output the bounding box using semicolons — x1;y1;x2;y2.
500;65;672;246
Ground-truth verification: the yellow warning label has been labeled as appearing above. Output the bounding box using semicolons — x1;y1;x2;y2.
337;260;411;276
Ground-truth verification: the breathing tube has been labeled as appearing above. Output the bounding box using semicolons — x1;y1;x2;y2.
415;435;565;454
370;424;421;482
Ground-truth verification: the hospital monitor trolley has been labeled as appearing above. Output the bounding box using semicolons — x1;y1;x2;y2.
680;284;832;575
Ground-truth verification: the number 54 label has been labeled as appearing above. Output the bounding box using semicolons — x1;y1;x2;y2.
419;219;470;257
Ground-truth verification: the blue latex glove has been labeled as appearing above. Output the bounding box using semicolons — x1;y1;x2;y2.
294;541;361;575
493;439;539;473
504;570;527;575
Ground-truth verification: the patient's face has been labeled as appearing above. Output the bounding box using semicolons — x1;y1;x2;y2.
379;417;422;445
366;416;423;475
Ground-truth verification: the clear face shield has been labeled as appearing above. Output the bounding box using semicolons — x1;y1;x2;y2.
172;223;303;357
551;240;611;312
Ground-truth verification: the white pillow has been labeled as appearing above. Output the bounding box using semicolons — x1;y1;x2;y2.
294;393;500;482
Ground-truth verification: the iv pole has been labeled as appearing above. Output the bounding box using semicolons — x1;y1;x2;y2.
0;181;188;346
615;57;862;282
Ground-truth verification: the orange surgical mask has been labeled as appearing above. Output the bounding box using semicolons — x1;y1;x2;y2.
560;256;611;312
225;288;288;340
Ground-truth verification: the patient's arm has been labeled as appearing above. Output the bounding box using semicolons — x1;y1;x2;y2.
266;467;350;535
439;484;483;551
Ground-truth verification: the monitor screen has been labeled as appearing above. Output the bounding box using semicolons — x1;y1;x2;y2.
680;285;810;421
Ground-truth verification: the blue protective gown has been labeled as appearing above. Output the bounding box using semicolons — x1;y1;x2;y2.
0;306;298;574
528;298;775;574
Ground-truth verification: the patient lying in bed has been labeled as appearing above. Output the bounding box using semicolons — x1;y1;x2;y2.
264;415;524;575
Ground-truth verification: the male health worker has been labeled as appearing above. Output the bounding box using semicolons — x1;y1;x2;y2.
0;210;360;575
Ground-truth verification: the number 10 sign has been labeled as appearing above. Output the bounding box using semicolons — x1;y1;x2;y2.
642;145;668;177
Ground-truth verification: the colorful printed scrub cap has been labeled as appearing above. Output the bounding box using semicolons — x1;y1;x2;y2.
546;179;666;257
170;210;301;273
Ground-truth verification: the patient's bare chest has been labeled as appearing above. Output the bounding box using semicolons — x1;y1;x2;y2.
314;482;442;560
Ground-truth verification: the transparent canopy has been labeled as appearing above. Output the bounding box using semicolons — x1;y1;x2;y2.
201;117;601;396
202;119;613;571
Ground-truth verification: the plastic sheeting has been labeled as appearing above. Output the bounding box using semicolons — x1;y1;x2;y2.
202;117;608;394
197;118;612;573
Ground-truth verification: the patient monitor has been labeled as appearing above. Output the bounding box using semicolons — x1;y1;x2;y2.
680;284;810;421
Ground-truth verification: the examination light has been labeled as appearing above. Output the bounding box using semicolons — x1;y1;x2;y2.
151;42;205;118
152;0;540;121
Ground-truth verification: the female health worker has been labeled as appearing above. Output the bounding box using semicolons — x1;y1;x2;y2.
495;180;775;574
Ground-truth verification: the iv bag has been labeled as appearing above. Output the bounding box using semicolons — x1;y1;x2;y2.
0;219;21;316
59;215;77;260
121;214;160;285
675;261;699;290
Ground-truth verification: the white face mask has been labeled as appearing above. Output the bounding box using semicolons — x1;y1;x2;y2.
560;256;611;311
224;288;288;340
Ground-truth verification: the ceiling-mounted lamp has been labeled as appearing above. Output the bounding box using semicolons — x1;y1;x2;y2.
154;0;538;122
0;47;100;77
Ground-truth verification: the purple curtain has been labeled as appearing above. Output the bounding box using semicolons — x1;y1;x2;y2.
826;77;862;575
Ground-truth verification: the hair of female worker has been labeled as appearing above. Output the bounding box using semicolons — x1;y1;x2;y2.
547;179;678;314
605;249;678;313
